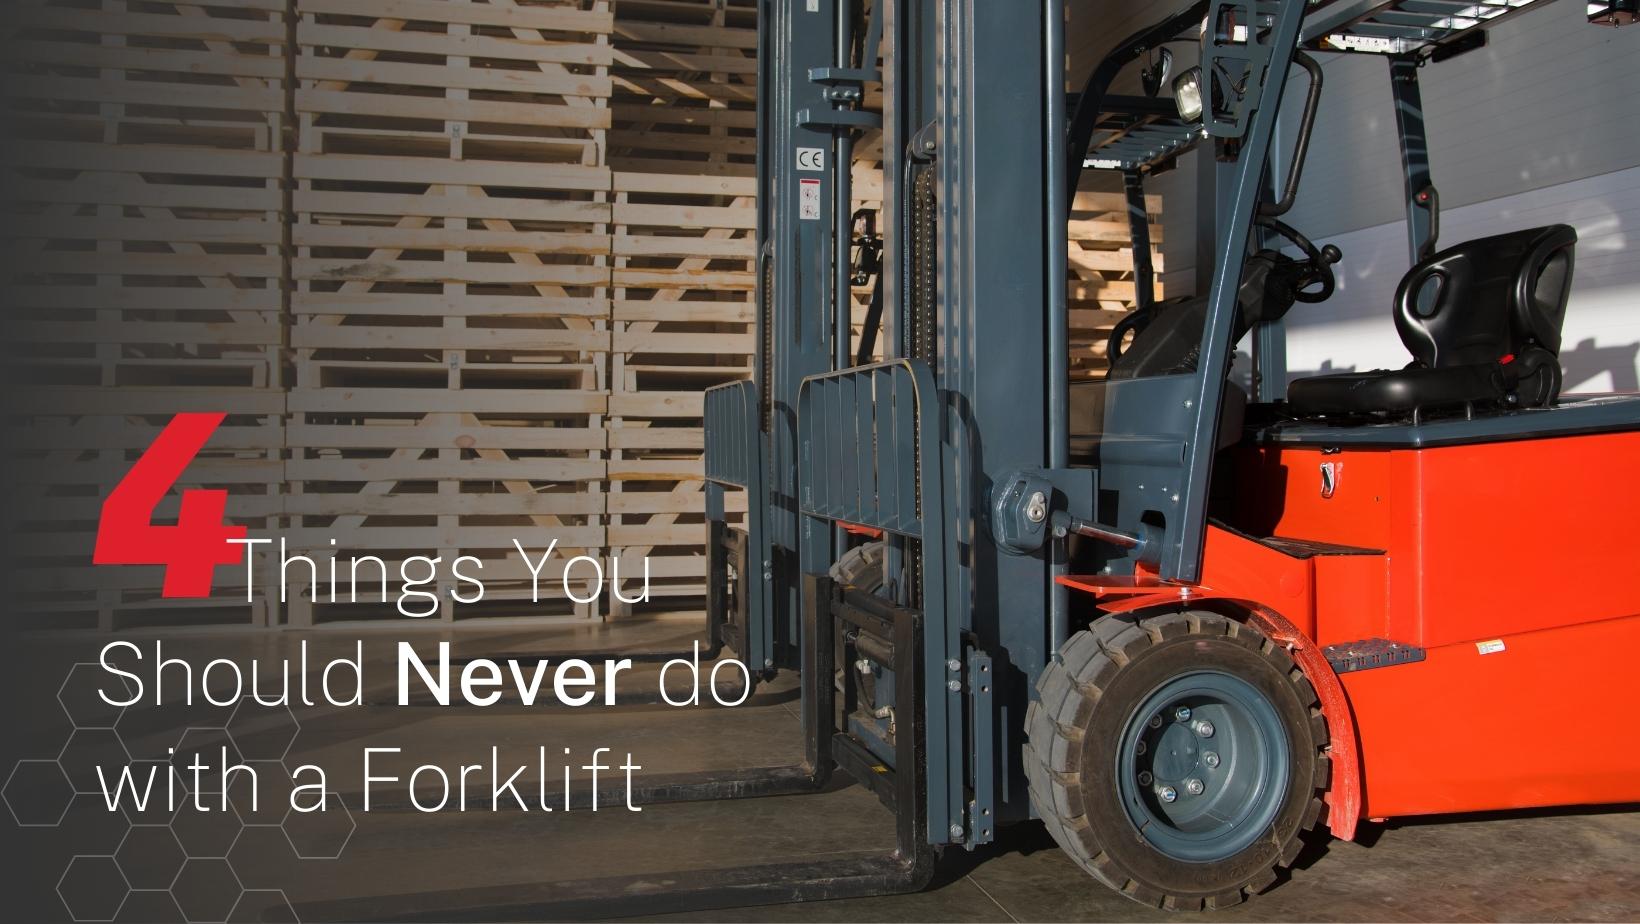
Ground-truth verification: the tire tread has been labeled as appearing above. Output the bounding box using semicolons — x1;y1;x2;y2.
1027;610;1330;909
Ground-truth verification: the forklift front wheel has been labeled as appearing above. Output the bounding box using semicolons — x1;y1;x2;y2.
1025;610;1329;910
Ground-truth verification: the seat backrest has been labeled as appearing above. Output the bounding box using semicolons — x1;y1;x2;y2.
1392;224;1577;369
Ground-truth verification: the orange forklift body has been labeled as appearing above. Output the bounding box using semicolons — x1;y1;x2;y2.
1062;429;1640;830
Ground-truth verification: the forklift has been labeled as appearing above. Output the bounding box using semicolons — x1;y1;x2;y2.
693;0;1640;911
321;0;1637;917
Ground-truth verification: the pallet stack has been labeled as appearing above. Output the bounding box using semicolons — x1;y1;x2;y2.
286;0;614;622
2;0;291;629
602;0;758;610
607;0;757;175
1068;184;1164;378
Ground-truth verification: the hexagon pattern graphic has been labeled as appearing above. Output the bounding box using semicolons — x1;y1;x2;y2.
58;856;129;923
59;662;135;730
116;826;187;891
5;670;359;924
281;791;356;861
60;729;132;796
4;758;76;826
60;793;133;855
172;858;244;924
225;698;300;762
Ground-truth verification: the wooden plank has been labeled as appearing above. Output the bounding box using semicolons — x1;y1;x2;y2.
288;421;605;452
292;189;607;223
16;7;287;44
10;388;285;415
290;324;607;353
292;291;606;319
296;89;611;130
301;0;613;34
298;23;611;67
8;286;282;311
286;457;605;483
9;141;282;178
288;388;605;416
294;153;609;192
294;223;607;255
293;257;607;287
298;55;610;98
8;40;286;80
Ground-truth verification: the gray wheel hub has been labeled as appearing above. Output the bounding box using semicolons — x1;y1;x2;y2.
1116;670;1290;863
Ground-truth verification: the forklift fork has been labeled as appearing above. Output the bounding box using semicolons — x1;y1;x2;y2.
432;521;745;709
296;576;939;921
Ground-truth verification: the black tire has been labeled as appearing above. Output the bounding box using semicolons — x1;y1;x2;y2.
830;541;886;697
829;540;885;591
1024;610;1329;911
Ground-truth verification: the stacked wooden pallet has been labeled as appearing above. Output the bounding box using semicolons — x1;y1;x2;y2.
605;170;756;608
287;0;614;622
1068;184;1164;378
2;0;291;629
602;1;758;609
607;0;757;175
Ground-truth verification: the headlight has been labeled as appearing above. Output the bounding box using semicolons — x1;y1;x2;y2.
1173;67;1204;123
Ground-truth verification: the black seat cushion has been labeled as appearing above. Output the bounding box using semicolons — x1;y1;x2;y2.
1288;362;1505;416
1287;224;1576;419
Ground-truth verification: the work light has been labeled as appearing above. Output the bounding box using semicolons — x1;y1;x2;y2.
1173;66;1204;122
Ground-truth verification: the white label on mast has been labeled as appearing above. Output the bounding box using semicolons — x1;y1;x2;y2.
799;178;821;220
796;147;826;172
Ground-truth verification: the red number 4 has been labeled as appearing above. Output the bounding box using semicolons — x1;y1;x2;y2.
94;412;247;598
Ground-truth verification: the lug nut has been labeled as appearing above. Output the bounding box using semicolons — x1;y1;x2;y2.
1148;713;1164;729
1157;785;1178;803
1194;720;1215;738
1203;751;1220;769
1174;706;1192;722
1137;770;1153;785
1135;740;1147;756
1185;778;1204;796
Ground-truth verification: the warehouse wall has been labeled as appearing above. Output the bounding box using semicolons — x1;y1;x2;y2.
1280;2;1640;390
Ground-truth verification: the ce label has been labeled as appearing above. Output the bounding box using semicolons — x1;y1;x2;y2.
796;147;825;172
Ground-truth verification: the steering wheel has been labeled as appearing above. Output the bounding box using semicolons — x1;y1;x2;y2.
1106;303;1156;366
1256;216;1341;303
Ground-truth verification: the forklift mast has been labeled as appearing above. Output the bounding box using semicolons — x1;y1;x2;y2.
708;0;1319;849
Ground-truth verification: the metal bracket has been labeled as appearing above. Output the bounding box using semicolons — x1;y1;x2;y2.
990;467;1098;555
909;120;939;161
964;647;995;849
810;66;881;85
802;66;881;130
798;108;882;130
1201;0;1280;139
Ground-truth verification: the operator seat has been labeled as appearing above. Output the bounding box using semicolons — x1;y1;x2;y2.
1287;224;1576;418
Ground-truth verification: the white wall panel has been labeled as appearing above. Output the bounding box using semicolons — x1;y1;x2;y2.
1283;0;1640;238
1284;166;1640;393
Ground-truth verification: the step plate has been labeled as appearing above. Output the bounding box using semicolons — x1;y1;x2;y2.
1323;638;1427;674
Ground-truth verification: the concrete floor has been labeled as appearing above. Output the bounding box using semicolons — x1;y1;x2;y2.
3;615;1637;922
